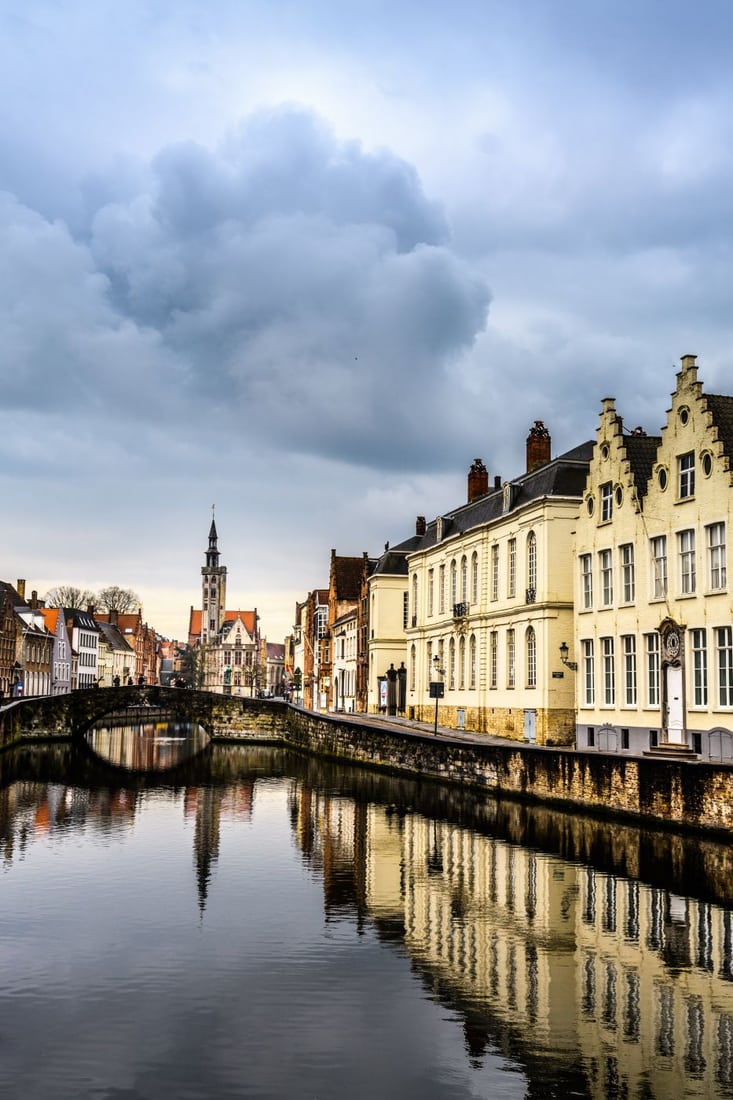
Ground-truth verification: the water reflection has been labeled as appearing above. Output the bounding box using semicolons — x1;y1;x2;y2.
86;715;209;771
1;744;733;1098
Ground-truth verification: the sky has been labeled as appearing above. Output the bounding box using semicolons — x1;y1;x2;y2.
3;0;733;644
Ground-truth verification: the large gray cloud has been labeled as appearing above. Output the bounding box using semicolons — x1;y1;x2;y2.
0;107;490;474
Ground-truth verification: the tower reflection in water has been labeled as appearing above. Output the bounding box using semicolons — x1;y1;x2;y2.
290;782;733;1099
87;717;209;771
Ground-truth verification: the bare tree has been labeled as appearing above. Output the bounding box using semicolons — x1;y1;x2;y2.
97;586;141;614
45;585;96;610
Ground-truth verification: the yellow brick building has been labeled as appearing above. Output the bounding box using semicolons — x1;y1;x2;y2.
405;425;593;744
573;354;733;758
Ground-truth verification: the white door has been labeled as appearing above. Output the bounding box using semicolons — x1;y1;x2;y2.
665;665;684;743
524;709;537;743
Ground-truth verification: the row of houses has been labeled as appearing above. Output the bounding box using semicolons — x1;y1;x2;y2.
0;581;159;700
290;355;733;760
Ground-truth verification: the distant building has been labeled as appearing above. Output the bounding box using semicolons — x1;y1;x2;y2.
40;607;72;695
63;607;99;690
187;518;259;693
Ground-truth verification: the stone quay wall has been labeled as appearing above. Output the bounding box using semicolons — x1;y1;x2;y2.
3;691;733;835
277;708;733;836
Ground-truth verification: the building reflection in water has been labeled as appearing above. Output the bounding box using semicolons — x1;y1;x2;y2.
288;781;733;1099
2;743;733;1097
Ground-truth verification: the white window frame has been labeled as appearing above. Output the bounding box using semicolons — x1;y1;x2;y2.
678;529;696;595
508;539;516;598
582;639;595;706
622;635;637;706
620;544;635;604
691;628;707;707
651;536;668;599
707;523;727;591
601;637;615;705
599;548;613;607
600;481;613;522
645;633;660;708
717;626;733;707
580;554;593;610
678;451;695;499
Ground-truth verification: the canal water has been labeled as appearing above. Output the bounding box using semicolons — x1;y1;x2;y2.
1;729;733;1099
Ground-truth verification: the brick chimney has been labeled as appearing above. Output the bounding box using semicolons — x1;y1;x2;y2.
416;516;426;536
109;608;119;627
526;421;551;473
467;458;489;502
30;590;38;609
16;579;26;600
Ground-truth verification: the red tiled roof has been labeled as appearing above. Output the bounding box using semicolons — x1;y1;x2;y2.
188;609;258;638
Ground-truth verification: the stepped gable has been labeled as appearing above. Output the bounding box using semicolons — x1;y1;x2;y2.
414;440;594;549
332;554;363;599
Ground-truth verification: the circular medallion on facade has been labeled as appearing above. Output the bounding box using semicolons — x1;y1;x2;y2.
667;630;680;658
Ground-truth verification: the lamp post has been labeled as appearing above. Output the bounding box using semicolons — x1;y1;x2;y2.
559;642;577;671
430;655;445;735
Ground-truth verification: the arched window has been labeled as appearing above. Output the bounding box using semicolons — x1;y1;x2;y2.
410;644;416;691
461;556;468;603
471;552;479;604
450;560;457;606
469;634;477;689
459;635;466;689
449;637;456;690
411;574;418;621
527;531;537;599
526;626;537;688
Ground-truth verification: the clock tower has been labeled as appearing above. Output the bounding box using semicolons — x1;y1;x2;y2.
201;514;227;643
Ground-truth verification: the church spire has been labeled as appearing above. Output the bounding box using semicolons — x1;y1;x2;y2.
201;510;227;645
206;507;219;568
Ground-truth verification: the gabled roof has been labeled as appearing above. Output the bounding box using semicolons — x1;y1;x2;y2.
705;393;733;463
96;620;135;652
624;432;661;501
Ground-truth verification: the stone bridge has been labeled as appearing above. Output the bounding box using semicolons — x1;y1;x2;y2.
0;686;288;747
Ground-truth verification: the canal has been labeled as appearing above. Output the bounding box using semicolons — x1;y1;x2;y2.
1;731;732;1099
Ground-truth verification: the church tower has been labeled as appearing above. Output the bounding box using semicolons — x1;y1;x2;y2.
201;514;227;643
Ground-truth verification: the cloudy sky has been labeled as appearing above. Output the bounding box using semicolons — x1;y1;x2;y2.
3;0;733;643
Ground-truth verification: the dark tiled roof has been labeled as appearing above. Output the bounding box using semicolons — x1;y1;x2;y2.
705;394;733;462
412;442;594;550
624;434;660;501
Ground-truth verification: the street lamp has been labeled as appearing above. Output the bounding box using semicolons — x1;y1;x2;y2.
430;654;445;736
559;642;577;671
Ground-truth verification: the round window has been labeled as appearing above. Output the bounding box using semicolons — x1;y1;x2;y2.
702;451;713;477
658;467;668;491
600;444;609;460
587;496;595;516
679;407;689;425
615;485;623;507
